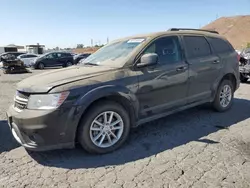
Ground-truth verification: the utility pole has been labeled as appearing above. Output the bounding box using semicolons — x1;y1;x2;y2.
107;37;109;44
91;39;93;47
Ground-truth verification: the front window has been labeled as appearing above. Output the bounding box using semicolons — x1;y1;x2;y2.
141;36;182;64
46;53;57;59
80;38;146;67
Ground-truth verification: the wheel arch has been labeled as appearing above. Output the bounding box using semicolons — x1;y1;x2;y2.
220;73;237;91
211;72;237;101
73;85;139;143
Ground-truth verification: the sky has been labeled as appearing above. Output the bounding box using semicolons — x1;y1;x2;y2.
0;0;249;48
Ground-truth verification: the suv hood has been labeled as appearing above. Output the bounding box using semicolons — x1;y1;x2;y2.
17;65;115;93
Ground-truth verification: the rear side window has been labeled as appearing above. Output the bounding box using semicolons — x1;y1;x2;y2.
62;53;71;57
183;36;211;58
207;37;234;53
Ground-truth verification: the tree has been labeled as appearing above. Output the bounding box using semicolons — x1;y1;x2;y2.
77;44;84;48
247;42;250;48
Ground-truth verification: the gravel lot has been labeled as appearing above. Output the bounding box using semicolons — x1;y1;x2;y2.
0;69;250;188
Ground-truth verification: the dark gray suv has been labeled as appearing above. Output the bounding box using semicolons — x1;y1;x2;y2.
7;28;240;154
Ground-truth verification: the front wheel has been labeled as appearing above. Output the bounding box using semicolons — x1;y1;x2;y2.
77;101;130;154
64;61;73;67
38;63;45;69
212;80;234;112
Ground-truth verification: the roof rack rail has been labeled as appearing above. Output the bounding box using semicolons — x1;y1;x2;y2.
168;28;219;34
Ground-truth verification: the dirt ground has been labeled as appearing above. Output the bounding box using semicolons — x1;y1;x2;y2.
0;69;250;188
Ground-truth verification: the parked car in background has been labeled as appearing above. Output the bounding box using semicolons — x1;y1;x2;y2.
7;28;240;154
0;52;26;60
241;48;250;59
17;53;39;67
73;53;91;64
239;48;250;82
31;52;74;69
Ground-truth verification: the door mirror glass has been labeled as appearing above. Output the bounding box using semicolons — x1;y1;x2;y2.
137;53;158;67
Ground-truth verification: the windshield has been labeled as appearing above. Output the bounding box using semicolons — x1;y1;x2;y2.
80;38;146;67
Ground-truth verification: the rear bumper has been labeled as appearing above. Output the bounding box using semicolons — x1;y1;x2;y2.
6;105;80;151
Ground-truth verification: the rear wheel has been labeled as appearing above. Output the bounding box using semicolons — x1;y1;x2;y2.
65;61;73;67
77;101;130;154
212;80;234;112
240;73;248;83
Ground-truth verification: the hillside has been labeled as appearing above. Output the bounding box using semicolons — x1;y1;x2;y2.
202;15;250;49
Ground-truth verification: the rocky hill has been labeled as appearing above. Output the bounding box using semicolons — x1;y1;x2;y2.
202;15;250;49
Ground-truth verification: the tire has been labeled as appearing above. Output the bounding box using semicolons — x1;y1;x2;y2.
77;100;130;154
240;73;248;83
212;79;234;112
65;61;73;67
38;63;45;69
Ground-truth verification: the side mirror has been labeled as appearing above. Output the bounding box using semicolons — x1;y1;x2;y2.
137;53;158;68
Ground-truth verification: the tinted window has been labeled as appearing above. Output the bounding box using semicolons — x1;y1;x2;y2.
65;53;72;57
27;54;37;58
57;53;63;58
184;36;211;58
46;53;57;59
207;37;234;53
142;36;182;64
59;53;71;57
20;55;27;58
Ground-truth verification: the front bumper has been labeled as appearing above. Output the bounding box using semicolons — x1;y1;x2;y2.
6;105;80;151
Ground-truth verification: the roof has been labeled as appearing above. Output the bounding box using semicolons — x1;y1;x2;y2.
111;29;223;43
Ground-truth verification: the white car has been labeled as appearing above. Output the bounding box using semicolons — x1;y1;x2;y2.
17;53;39;67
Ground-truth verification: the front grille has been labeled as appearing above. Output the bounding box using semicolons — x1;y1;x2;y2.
14;91;29;111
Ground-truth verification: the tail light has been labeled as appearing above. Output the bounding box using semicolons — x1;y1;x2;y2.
237;54;240;61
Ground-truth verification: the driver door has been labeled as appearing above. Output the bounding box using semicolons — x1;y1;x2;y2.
135;36;189;118
44;53;57;67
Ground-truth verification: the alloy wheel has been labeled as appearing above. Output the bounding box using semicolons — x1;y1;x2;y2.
219;85;232;108
89;111;124;148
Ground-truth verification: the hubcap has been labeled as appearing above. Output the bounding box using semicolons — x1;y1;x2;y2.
90;111;124;148
219;85;232;108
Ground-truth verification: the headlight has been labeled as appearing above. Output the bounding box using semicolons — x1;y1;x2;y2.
27;92;69;110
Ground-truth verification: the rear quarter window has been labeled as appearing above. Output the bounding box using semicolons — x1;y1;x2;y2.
207;37;234;54
183;36;212;58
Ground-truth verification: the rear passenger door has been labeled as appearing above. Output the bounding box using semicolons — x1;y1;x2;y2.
55;53;65;66
182;35;221;103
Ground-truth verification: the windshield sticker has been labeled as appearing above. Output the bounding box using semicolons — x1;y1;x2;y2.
127;38;145;43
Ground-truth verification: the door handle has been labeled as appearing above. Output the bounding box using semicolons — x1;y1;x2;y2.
176;66;187;72
213;60;220;64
